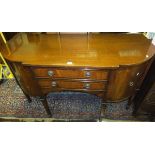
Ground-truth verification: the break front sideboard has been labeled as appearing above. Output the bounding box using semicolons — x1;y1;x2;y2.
0;32;155;116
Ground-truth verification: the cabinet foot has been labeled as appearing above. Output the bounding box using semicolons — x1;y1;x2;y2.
99;104;107;121
25;94;32;103
40;96;52;117
126;96;133;110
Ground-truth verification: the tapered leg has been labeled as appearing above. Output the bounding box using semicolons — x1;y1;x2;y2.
40;96;52;116
126;96;133;110
99;103;107;122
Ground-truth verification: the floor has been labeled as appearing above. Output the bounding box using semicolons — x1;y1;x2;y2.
0;79;149;121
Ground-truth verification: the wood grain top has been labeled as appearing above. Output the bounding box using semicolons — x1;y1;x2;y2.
3;33;155;67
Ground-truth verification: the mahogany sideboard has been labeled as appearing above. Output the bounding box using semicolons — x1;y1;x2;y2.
0;32;155;116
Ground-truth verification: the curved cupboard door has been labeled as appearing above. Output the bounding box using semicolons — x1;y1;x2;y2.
106;61;150;102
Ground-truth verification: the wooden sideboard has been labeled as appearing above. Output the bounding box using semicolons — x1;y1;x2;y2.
0;32;155;116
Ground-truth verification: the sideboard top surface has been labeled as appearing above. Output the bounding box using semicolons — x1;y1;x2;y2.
3;33;155;67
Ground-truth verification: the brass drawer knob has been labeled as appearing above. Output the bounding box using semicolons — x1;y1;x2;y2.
84;83;90;89
129;82;134;87
51;81;57;87
136;72;140;76
85;71;91;77
48;70;54;76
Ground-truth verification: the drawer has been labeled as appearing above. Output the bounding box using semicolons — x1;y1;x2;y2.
37;79;106;90
32;68;108;80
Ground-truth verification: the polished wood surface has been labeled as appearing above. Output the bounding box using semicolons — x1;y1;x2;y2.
3;33;154;67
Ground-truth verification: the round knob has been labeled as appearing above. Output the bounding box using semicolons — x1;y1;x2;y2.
48;70;54;77
84;83;90;89
129;82;134;87
136;72;140;76
51;81;57;87
85;71;91;77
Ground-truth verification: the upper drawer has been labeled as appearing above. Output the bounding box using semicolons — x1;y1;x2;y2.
32;67;108;80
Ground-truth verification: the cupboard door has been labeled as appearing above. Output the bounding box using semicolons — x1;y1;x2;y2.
106;62;149;101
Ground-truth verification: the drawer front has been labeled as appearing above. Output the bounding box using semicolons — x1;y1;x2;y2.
37;79;106;90
32;68;108;80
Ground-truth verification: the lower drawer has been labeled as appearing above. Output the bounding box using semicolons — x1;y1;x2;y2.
37;79;106;90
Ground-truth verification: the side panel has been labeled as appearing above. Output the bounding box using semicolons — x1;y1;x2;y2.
7;61;42;96
106;61;150;101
